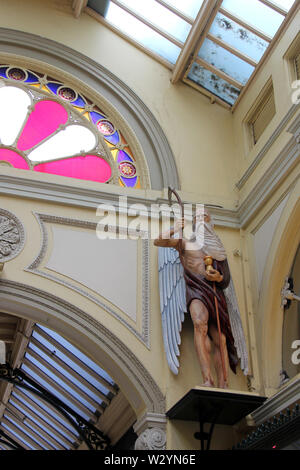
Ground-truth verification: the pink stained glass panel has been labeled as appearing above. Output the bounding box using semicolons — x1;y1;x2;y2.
0;148;29;169
17;100;68;151
34;155;112;183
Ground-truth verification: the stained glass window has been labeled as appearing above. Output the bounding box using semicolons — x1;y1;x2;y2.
0;66;141;188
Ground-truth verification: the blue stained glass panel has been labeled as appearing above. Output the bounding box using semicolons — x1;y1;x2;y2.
25;72;39;83
121;176;137;187
46;82;62;94
198;38;254;85
72;94;86;108
104;131;120;145
90;111;107;123
0;66;8;78
221;0;285;38
209;13;269;62
188;63;240;105
117;150;133;163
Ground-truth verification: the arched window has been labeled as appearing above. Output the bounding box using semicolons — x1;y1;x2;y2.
0;65;143;188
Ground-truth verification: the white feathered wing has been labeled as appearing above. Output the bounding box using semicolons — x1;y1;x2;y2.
158;246;249;376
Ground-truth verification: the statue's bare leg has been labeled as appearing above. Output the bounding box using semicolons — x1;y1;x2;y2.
189;299;214;387
209;324;229;389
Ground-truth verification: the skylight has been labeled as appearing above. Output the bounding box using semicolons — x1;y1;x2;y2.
0;323;117;450
85;0;297;108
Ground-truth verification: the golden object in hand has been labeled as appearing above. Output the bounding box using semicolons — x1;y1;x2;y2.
204;255;214;273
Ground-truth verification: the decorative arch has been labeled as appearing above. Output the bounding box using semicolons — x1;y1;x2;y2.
258;180;300;391
0;27;179;190
0;279;166;417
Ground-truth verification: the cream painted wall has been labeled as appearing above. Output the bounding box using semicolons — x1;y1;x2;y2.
232;10;300;205
0;0;239;207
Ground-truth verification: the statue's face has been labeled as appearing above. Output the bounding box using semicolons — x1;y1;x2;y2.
193;210;211;225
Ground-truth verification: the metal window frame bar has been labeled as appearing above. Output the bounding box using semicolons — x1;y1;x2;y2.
182;76;232;109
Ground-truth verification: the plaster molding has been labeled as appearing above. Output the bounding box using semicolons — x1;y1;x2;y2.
251;376;300;425
134;427;166;450
26;213;150;348
133;411;167;435
0;279;166;414
0;27;179;190
0;208;25;264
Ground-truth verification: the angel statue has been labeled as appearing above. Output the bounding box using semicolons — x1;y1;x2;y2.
154;207;248;389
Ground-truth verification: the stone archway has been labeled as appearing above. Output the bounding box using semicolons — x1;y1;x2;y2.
258;181;300;392
0;279;166;448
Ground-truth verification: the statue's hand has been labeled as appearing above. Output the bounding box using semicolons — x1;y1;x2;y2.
205;268;223;283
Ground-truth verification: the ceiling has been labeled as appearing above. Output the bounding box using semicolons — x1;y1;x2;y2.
0;312;135;450
73;0;299;109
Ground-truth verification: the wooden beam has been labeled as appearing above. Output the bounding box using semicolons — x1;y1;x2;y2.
195;57;244;89
154;0;193;24
207;33;258;67
258;0;288;16
171;0;223;84
72;0;88;18
219;7;272;43
110;0;184;48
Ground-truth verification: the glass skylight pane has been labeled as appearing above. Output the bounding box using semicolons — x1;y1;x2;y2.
27;125;96;162
23;353;97;413
270;0;295;10
4;414;43;449
21;363;91;421
164;0;205;19
113;0;191;43
221;0;285;38
209;12;269;62
106;3;181;63
9;398;67;449
1;422;34;449
14;389;77;436
0;86;31;145
29;343;102;403
37;325;115;386
32;331;110;395
198;38;255;85
188;63;240;105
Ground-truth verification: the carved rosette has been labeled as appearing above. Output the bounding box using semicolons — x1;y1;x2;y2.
134;428;166;450
0;209;25;263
